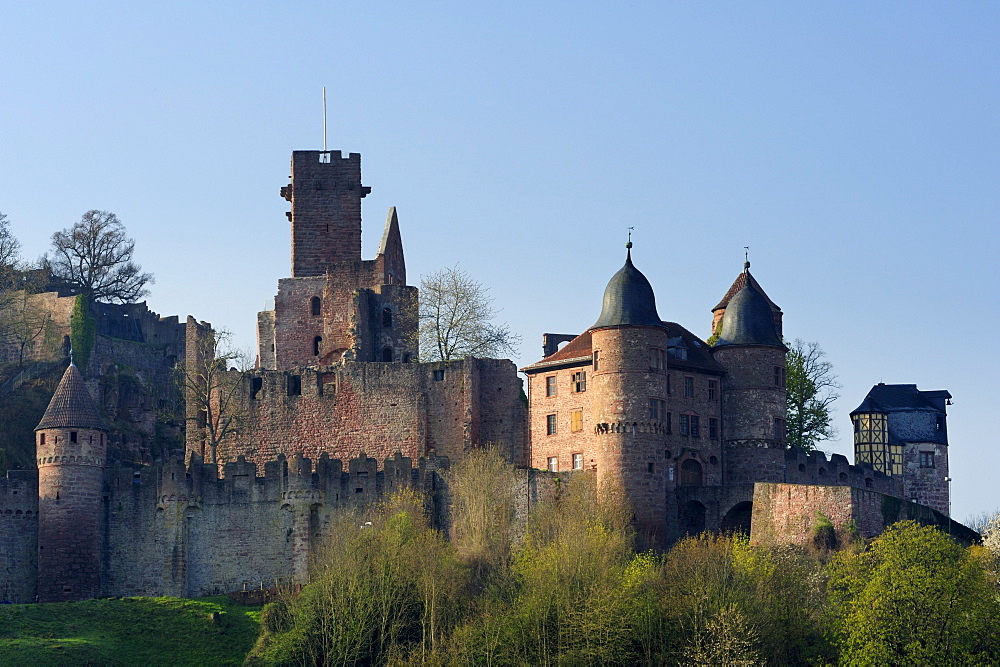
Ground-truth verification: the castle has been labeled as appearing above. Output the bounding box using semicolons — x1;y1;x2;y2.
0;146;973;603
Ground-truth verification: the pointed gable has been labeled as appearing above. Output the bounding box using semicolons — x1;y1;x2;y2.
35;363;107;432
376;206;406;285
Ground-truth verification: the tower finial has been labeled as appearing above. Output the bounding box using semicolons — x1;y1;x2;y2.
626;226;634;250
743;246;750;271
69;348;75;367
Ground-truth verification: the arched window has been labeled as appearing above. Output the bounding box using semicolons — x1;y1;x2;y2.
310;296;321;317
382;307;392;328
680;459;703;486
382;347;393;362
313;336;322;356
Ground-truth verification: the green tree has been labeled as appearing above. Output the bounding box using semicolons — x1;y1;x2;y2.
785;339;839;451
417;265;521;362
827;521;1000;665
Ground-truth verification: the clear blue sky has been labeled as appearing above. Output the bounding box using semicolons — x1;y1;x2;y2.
2;2;997;521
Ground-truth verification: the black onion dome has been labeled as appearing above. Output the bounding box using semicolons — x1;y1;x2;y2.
35;362;108;431
714;281;785;348
590;249;663;329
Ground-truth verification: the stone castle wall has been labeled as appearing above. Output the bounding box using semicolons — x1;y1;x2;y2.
212;358;527;474
0;469;38;603
750;482;976;547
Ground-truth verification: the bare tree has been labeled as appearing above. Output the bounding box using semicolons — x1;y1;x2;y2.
0;288;51;366
418;265;521;362
785;339;840;451
0;212;20;279
49;210;153;303
179;328;253;465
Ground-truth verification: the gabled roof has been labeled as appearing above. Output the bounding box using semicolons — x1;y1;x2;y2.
851;384;951;416
713;268;781;313
35;363;108;431
521;331;593;372
521;323;723;376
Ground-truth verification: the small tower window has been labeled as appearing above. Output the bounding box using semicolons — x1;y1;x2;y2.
39;433;46;445
382;307;392;328
382;347;393;362
311;296;321;317
287;375;302;396
920;451;935;468
250;376;263;400
592;350;600;372
70;431;77;443
313;336;322;356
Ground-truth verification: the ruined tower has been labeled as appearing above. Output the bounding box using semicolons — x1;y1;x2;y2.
35;360;108;602
711;263;787;485
587;244;669;542
258;149;416;370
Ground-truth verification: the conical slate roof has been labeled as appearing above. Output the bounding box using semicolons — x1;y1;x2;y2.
590;249;664;329
713;280;785;348
35;362;108;431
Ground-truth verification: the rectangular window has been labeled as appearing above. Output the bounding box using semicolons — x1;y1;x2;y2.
546;414;557;435
775;366;786;388
709;418;718;439
433;369;445;381
691;416;700;438
70;431;78;443
666;374;671;395
592;350;600;372
650;348;666;370
571;410;583;433
680;414;689;436
920;451;935;468
546;376;557;397
708;380;717;400
250;376;263;400
649;398;666;420
665;412;672;434
573;453;583;470
774;417;786;441
572;371;587;393
287;375;302;396
647;462;654;473
547;456;558;472
684;377;694;398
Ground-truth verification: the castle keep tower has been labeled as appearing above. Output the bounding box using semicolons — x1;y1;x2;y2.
35;360;108;602
258;149;416;370
284;150;371;277
711;263;787;484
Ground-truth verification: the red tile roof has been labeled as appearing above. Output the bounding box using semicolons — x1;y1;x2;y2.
712;270;781;313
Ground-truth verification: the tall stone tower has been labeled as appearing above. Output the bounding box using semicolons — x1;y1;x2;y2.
282;150;371;277
35;360;108;602
588;244;669;543
711;263;787;485
258;149;416;370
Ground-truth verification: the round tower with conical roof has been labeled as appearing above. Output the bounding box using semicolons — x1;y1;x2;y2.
35;360;108;602
711;264;788;485
588;244;670;543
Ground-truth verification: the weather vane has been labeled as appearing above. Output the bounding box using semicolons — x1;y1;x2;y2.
627;226;634;249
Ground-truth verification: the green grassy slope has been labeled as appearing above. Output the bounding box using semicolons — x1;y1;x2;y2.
0;596;261;666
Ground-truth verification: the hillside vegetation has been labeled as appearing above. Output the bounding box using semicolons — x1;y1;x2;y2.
0;596;260;666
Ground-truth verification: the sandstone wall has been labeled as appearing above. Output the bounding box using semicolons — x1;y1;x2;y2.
0;470;37;603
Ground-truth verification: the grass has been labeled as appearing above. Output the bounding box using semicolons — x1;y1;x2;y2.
0;596;262;666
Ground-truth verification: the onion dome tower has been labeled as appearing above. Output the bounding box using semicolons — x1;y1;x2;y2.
711;262;787;481
588;240;669;543
35;358;108;602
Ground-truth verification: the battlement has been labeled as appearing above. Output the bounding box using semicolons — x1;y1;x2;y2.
108;450;450;509
780;447;899;496
0;469;38;515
